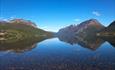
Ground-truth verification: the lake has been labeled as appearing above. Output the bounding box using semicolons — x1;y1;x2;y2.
0;38;115;70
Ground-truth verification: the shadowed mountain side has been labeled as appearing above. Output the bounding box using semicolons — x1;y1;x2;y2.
0;37;47;53
97;20;115;37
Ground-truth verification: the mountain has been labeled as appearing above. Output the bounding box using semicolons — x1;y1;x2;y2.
0;18;53;43
9;18;37;28
57;19;105;39
108;21;115;30
75;19;105;38
97;20;115;37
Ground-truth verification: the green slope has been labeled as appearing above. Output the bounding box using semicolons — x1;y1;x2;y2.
0;21;53;43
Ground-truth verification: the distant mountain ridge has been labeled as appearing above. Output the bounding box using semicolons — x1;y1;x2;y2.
57;19;105;39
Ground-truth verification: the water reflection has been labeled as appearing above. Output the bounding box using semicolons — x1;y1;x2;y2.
0;35;114;53
0;37;47;53
58;34;115;50
0;37;115;70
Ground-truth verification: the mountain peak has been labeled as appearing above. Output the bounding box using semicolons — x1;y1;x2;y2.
76;19;104;29
88;19;98;21
9;18;37;28
81;19;100;24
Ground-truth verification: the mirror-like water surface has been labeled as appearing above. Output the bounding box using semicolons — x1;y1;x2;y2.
0;38;115;70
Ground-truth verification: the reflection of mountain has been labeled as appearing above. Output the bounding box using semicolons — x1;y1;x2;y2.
100;37;115;47
76;37;105;50
58;34;105;50
58;33;78;45
0;37;47;53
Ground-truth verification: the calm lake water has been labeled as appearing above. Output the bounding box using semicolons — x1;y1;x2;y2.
0;38;115;70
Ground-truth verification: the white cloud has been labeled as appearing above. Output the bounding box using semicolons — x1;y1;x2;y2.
92;11;101;16
74;18;80;22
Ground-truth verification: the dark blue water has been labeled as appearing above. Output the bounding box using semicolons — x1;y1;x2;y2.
0;38;115;70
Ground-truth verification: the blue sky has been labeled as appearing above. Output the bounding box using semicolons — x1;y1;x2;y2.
0;0;115;32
